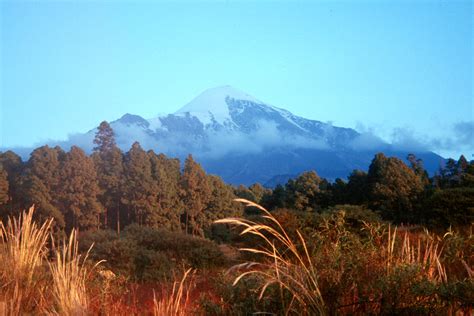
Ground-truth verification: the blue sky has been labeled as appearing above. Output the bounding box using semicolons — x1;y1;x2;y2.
1;0;472;159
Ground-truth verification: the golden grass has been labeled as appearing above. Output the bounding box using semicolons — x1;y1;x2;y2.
153;268;194;316
215;198;326;315
47;229;103;315
0;206;52;314
376;224;447;283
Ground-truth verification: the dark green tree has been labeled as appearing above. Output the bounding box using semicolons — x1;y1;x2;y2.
261;184;286;210
206;175;241;222
285;171;321;212
0;151;23;213
122;142;155;226
367;153;423;222
180;154;211;236
0;165;8;205
345;170;369;205
58;146;102;231
147;151;182;230
21;146;65;228
407;154;430;187
92;122;124;231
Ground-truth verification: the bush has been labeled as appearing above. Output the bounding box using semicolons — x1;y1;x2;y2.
80;225;225;281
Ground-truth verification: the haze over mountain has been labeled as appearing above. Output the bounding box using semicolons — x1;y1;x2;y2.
4;86;444;185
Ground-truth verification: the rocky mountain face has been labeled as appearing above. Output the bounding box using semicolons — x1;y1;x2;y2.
84;86;443;185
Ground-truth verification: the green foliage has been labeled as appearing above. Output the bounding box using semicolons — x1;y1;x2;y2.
147;152;182;230
58;146;102;231
367;153;424;222
286;171;322;212
122;142;156;226
81;225;225;282
21;146;65;229
92;122;123;231
424;188;474;228
0;165;8;205
180;154;211;236
199;273;284;315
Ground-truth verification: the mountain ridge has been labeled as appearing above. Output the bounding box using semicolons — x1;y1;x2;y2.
3;85;445;185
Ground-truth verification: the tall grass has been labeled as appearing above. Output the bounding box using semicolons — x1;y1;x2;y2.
215;198;326;315
153;268;194;316
0;206;52;314
47;229;103;315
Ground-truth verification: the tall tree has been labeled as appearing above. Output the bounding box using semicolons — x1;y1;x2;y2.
58;146;102;231
0;151;23;213
0;165;8;206
407;154;430;187
286;171;321;212
122;142;155;226
367;153;423;222
205;175;241;225
180;154;211;236
147;151;182;230
92;121;124;231
21;146;65;228
345;170;369;205
93;121;116;152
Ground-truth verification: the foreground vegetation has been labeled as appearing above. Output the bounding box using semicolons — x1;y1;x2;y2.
0;202;472;315
0;122;472;314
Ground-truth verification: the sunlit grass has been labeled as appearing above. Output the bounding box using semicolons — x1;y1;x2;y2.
0;206;52;314
216;198;326;315
153;268;194;316
47;229;103;315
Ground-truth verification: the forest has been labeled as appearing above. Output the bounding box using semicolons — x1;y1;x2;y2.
0;121;472;315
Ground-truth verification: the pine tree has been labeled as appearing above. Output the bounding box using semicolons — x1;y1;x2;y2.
180;154;211;236
205;175;241;227
92;121;124;231
21;146;65;228
346;170;369;204
148;151;182;230
0;165;9;205
0;151;23;213
122;142;155;226
93;121;116;152
58;146;102;231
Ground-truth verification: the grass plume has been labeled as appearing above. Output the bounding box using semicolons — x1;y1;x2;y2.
0;206;52;314
215;198;326;315
47;229;103;315
153;268;195;316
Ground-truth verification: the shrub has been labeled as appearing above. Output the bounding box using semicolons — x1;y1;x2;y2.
81;225;225;282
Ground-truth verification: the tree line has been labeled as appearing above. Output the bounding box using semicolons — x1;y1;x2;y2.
248;153;473;228
0;121;472;235
0;122;241;236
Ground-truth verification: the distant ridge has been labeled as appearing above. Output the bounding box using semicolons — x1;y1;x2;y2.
4;86;445;185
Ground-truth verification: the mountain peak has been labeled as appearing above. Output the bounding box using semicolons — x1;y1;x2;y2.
175;86;262;124
115;113;150;128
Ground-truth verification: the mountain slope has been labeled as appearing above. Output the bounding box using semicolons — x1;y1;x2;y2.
9;86;443;186
101;86;444;185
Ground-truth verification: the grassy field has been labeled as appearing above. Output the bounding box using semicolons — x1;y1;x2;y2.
0;202;472;315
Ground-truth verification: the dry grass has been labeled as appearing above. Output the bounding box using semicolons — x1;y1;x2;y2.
367;223;448;283
153;268;194;316
215;198;326;315
0;206;53;314
47;229;103;315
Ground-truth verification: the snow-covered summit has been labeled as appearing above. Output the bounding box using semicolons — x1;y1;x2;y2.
174;85;262;124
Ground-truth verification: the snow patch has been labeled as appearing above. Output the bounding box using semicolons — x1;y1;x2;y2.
175;85;262;124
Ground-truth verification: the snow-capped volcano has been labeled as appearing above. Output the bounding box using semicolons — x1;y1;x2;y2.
51;85;443;185
175;85;262;125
